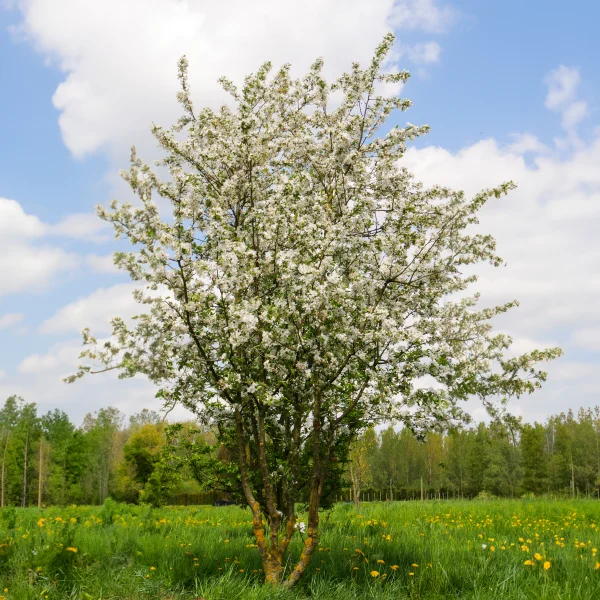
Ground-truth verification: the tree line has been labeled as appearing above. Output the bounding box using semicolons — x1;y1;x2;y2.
349;408;600;502
2;394;598;507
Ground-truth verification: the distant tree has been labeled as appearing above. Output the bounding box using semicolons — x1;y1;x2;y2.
40;409;76;506
521;423;548;494
81;408;123;503
347;428;374;508
68;35;561;586
0;396;21;507
122;423;164;492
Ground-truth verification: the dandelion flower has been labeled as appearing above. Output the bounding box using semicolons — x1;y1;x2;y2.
411;563;419;568
66;547;78;553
150;566;156;571
534;553;543;561
543;561;551;570
377;559;385;564
370;571;380;577
524;560;534;566
391;565;399;571
409;572;414;576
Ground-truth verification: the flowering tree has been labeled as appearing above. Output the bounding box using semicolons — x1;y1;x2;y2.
67;34;561;586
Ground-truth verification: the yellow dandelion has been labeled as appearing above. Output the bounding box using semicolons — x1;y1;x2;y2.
411;563;419;567
409;572;415;576
390;565;399;571
150;566;156;571
524;560;534;566
224;539;230;543
66;547;78;553
377;559;385;564
543;561;551;570
595;562;600;571
534;553;543;561
370;571;380;577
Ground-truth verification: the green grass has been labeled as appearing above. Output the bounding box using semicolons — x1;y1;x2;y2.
2;499;600;599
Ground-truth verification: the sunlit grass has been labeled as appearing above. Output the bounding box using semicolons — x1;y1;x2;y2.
2;499;600;598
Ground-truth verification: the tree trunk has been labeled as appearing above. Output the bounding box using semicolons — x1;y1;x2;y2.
38;438;44;508
1;431;9;508
22;429;29;508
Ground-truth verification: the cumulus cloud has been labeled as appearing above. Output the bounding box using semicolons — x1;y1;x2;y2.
85;253;120;274
544;65;580;110
0;312;25;329
390;0;455;32
543;65;588;146
569;328;600;352
5;338;193;423
9;0;452;161
0;197;114;296
39;282;141;336
48;213;111;242
0;197;80;296
405;41;442;64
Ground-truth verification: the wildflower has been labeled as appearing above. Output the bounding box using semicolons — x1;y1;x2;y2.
150;566;156;571
224;539;230;543
409;572;414;576
411;563;418;568
524;560;534;566
66;547;78;553
534;553;543;561
543;561;551;570
481;544;487;549
377;559;385;564
390;565;399;571
596;562;600;571
370;571;379;577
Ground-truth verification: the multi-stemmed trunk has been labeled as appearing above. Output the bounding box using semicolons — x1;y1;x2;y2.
233;396;328;588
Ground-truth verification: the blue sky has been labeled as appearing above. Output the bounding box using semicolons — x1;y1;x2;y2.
0;0;598;424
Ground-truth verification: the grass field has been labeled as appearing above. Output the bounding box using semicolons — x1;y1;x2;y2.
2;499;600;599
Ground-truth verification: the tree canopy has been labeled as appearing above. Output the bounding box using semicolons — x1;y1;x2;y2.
67;34;561;586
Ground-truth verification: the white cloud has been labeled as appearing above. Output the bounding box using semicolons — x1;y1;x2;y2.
39;282;140;336
543;65;588;146
0;197;45;239
7;338;193;423
561;100;588;130
11;0;452;162
390;0;455;32
0;312;25;329
506;133;550;155
402;135;600;338
86;253;119;274
569;328;600;352
0;197;81;296
544;65;580;110
49;213;110;242
405;41;442;64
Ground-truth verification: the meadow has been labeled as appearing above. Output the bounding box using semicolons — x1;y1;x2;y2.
2;499;600;599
